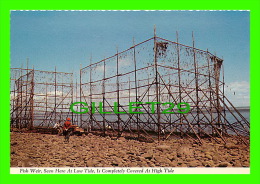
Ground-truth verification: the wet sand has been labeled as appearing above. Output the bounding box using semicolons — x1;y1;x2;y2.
10;132;249;167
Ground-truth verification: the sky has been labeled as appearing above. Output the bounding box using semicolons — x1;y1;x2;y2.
11;11;250;107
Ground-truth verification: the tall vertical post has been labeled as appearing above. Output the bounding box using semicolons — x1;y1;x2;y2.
206;49;214;134
89;56;93;131
25;59;28;128
176;31;183;135
102;58;106;136
147;74;150;127
19;65;23;128
128;76;131;135
11;71;16;128
133;37;140;139
192;32;200;135
54;66;57;127
128;76;131;105
214;55;221;129
168;75;171;130
45;81;48;124
222;62;226;133
153;25;161;141
79;64;82;128
30;68;34;129
61;75;64;125
116;47;120;137
76;79;79;126
71;72;74;124
16;75;20;128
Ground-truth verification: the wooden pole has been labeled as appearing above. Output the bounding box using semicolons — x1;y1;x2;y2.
116;47;120;137
206;49;214;134
89;57;93;131
192;32;200;135
153;25;161;141
176;31;183;136
54;66;57;127
80;63;82;128
133;37;140;139
102;58;106;136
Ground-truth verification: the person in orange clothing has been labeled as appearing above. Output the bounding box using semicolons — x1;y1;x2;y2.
63;117;72;130
63;117;73;142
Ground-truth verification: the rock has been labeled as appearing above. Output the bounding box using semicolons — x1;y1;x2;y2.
142;153;153;160
146;161;155;167
11;151;16;155
185;158;193;162
225;155;233;162
118;137;126;141
164;158;172;165
154;156;164;162
126;150;135;155
139;161;148;167
230;151;238;156
188;160;199;167
177;145;192;157
156;145;171;151
225;143;238;149
116;151;125;158
202;161;214;167
167;154;177;161
154;156;171;164
242;162;249;167
128;162;138;167
11;142;18;146
86;159;99;167
204;151;212;155
10;160;18;167
169;162;178;167
177;160;185;166
212;155;221;162
180;163;188;167
22;159;38;167
112;157;122;165
205;154;212;160
177;152;182;158
139;156;147;162
217;162;232;167
230;160;242;167
192;144;197;147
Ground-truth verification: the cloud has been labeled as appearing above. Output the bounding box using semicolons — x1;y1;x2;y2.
225;81;249;94
119;57;132;67
95;64;109;72
224;81;250;107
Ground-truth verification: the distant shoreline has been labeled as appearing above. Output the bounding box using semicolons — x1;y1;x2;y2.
229;107;250;111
